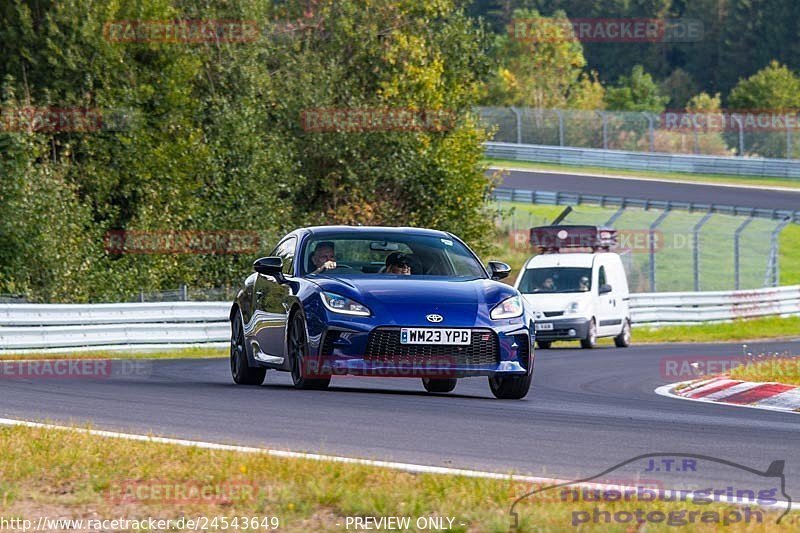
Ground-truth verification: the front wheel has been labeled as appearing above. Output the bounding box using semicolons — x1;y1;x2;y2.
614;319;632;348
422;378;457;393
488;373;532;400
289;313;331;390
580;319;597;349
230;311;266;386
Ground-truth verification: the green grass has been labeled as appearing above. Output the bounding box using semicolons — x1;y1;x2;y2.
494;201;800;291
0;346;227;361
631;316;800;344
728;356;800;386
486;157;800;190
1;424;795;532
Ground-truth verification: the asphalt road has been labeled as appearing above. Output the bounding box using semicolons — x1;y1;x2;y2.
494;168;800;212
2;341;799;502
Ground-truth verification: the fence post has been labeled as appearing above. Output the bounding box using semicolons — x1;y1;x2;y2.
649;209;671;292
788;126;793;159
692;212;714;291
597;111;608;149
765;219;792;286
734;216;755;290
180;284;188;301
641;112;655;152
731;114;744;156
604;206;626;227
555;109;565;146
509;107;522;144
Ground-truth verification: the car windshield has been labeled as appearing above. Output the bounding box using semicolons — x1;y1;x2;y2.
301;233;487;278
518;267;592;294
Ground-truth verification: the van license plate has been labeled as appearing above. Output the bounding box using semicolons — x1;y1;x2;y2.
535;323;554;331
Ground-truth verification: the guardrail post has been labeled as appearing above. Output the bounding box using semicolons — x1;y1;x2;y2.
649;209;671;292
509;107;522;144
692;212;714;291
734;216;755;290
765;219;792;286
641;112;655;152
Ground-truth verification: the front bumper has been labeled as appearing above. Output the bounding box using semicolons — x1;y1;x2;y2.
310;321;534;378
534;317;590;340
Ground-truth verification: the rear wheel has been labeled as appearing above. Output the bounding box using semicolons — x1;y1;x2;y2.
230;311;266;385
488;373;532;400
580;319;597;349
422;378;457;393
536;340;552;349
614;319;632;348
289;313;331;390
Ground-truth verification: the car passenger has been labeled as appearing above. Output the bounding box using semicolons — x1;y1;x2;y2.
385;252;412;275
310;241;337;274
578;276;590;291
541;277;556;291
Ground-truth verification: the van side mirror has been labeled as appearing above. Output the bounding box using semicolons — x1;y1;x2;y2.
488;261;511;280
599;283;612;294
254;256;283;276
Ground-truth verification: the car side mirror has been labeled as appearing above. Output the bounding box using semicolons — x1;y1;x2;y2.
254;256;283;277
488;261;511;281
599;283;612;294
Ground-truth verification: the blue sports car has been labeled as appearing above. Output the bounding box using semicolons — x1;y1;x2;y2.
230;226;535;399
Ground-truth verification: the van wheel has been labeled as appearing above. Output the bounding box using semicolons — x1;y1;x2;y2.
422;378;457;393
580;319;597;349
536;340;552;349
614;319;632;348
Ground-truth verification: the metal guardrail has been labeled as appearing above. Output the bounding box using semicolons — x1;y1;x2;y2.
485;141;800;180
629;285;800;326
491;187;800;223
0;302;231;352
1;288;799;352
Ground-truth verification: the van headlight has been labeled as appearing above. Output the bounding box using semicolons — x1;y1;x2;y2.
491;295;523;319
565;301;581;315
321;292;371;316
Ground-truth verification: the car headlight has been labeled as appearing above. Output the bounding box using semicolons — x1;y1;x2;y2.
565;301;581;315
320;292;371;317
491;295;523;320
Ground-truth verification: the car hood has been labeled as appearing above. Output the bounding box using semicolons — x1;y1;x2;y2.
311;275;519;326
522;292;590;314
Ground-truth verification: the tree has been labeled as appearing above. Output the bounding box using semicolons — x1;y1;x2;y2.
604;65;669;112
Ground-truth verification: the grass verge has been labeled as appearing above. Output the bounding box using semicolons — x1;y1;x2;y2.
486;158;800;190
0;424;795;532
631;316;800;344
0;346;227;361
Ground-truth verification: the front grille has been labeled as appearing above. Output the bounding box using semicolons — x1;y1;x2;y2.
515;334;530;369
543;311;564;317
364;328;499;366
320;331;338;357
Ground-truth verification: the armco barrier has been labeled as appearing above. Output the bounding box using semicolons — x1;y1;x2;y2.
629;285;800;326
1;287;799;352
485;141;800;179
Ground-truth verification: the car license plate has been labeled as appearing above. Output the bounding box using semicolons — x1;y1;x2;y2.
535;322;554;331
400;328;471;345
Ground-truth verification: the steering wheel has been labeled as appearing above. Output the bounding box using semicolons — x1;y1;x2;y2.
331;264;352;270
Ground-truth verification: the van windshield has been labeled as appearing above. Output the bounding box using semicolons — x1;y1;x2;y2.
518;267;592;294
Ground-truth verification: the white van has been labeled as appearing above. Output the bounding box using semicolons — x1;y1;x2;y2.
514;226;631;349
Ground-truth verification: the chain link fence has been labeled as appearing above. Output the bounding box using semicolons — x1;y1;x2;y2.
478;107;800;159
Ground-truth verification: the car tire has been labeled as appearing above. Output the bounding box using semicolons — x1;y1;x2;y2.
580;319;597;349
614;319;632;348
421;378;457;393
536;340;552;349
289;312;331;390
230;311;266;386
488;373;532;400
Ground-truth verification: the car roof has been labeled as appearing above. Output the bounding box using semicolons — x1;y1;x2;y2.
525;252;614;269
304;225;452;238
